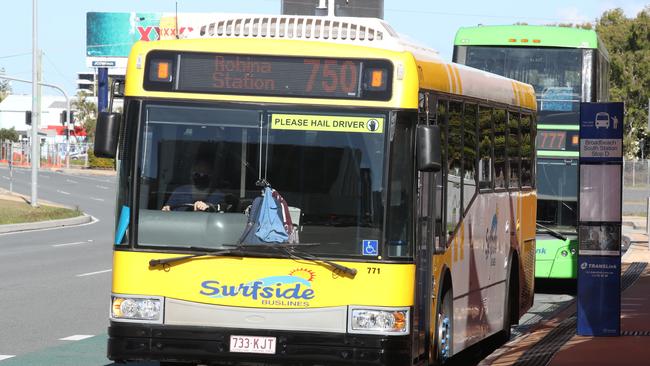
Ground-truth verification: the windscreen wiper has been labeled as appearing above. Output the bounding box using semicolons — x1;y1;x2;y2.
229;243;358;278
536;223;568;241
149;248;239;267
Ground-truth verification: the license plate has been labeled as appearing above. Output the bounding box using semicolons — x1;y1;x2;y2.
229;335;276;354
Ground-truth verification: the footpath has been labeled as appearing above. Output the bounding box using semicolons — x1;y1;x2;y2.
482;216;650;366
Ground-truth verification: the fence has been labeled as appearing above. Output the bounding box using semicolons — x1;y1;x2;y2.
624;160;650;188
0;141;91;169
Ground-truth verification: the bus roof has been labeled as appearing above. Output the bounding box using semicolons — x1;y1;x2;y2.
125;14;536;111
454;25;600;49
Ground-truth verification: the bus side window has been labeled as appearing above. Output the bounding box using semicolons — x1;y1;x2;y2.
520;114;533;187
447;101;463;236
493;109;507;189
463;103;478;211
508;111;521;189
437;99;448;247
478;106;493;190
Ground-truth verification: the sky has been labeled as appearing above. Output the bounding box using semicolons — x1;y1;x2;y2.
0;0;646;97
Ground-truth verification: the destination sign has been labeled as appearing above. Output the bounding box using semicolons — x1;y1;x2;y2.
271;114;384;133
536;130;579;151
143;51;392;101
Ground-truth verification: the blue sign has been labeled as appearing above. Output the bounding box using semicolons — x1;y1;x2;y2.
577;255;621;336
362;240;378;256
579;102;624;163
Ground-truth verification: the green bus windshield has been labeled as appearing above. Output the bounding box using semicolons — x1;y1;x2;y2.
457;46;583;126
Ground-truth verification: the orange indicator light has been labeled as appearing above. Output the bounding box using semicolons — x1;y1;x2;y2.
533;39;541;43
508;38;517;42
157;61;170;80
371;70;384;88
572;135;579;145
521;38;529;43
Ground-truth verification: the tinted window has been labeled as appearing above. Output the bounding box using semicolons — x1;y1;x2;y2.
463;103;478;209
508;112;520;188
520;114;534;187
446;101;463;235
494;109;507;189
478;106;493;190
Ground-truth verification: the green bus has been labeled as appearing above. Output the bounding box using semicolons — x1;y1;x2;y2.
452;25;610;280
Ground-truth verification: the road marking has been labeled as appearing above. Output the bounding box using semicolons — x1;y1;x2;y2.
66;179;78;184
1;176;8;180
0;355;15;361
56;190;71;195
52;240;93;247
59;334;94;341
95;185;109;189
76;269;112;277
91;197;105;202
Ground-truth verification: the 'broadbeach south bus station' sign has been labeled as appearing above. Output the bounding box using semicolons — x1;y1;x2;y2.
579;103;624;162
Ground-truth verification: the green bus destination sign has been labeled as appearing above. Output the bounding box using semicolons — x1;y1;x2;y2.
144;51;392;101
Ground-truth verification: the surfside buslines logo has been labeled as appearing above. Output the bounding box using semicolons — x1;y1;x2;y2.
200;268;317;307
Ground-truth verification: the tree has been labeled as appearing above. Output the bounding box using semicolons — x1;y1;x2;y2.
0;127;19;143
596;7;650;158
0;67;11;103
72;90;98;143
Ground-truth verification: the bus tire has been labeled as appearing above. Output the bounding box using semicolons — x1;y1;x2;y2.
435;285;453;364
501;255;519;343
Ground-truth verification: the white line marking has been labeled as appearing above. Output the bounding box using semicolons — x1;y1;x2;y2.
66;179;78;183
0;355;16;361
76;269;112;277
59;334;94;341
56;190;71;195
52;240;93;247
91;197;105;202
95;185;109;189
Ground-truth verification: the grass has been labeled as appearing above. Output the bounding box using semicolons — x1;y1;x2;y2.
0;199;82;225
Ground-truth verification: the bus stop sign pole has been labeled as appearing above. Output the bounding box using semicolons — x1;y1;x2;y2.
577;102;624;336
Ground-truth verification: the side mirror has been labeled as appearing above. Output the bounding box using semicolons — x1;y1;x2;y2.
417;125;442;172
94;112;121;158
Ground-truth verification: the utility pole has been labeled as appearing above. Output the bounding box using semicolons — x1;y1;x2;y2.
31;0;39;207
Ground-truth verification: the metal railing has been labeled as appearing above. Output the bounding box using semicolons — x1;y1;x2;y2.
623;160;650;188
1;141;91;169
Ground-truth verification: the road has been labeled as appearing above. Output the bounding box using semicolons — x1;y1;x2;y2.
0;166;116;363
0;166;580;366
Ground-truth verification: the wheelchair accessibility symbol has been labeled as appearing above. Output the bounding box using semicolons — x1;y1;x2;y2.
362;240;378;256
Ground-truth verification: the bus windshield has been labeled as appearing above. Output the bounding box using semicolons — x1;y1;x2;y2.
536;158;578;231
134;101;404;259
462;46;583;125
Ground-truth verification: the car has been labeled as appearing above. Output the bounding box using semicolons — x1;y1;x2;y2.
595;112;610;129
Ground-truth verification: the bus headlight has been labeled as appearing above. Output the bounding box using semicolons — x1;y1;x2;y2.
348;307;409;335
111;294;163;324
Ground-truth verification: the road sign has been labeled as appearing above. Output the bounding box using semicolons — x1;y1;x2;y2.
579;102;624;163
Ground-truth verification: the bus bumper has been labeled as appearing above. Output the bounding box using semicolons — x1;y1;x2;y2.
107;322;411;365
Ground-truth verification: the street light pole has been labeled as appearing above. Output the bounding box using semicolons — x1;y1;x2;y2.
31;0;39;207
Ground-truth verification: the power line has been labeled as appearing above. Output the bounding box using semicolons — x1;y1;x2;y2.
384;8;595;23
0;52;32;60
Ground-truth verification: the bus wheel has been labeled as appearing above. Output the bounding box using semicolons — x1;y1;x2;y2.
501;262;518;344
436;287;453;364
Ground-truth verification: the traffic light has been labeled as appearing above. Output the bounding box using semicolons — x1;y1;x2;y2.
59;111;75;125
25;111;32;126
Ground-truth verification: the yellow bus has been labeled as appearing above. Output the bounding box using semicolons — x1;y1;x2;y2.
96;14;536;366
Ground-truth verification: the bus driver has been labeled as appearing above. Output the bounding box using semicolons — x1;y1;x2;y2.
161;156;224;212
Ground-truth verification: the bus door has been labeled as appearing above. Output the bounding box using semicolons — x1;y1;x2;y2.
413;102;438;364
